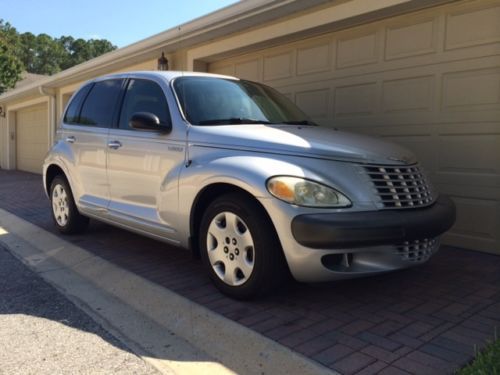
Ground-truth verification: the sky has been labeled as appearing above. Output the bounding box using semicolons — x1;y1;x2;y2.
1;0;238;47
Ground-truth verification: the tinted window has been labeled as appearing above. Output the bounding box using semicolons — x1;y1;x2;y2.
63;84;92;124
118;79;170;130
79;79;123;127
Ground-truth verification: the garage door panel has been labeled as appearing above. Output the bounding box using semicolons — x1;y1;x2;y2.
263;52;293;81
445;4;500;50
16;104;48;174
385;18;437;60
336;32;379;69
295;88;330;121
296;41;331;76
442;68;500;111
438;135;500;175
444;196;499;253
334;83;377;117
382;76;435;113
235;59;260;81
17;132;46;144
451;197;497;238
17;157;43;173
208;0;500;254
435;176;500;196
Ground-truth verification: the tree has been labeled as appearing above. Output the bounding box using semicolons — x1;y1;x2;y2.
59;37;116;70
17;32;37;72
0;19;117;89
0;20;23;94
30;33;66;75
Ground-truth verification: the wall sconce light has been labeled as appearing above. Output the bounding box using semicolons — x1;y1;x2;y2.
0;106;5;118
157;52;169;71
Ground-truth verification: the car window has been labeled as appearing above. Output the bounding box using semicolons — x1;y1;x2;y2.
79;79;123;127
173;77;312;126
63;84;93;124
118;79;170;130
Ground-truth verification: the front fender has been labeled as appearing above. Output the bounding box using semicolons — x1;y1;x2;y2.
176;151;318;246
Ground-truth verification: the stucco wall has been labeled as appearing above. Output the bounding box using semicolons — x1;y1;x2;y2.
0;116;6;169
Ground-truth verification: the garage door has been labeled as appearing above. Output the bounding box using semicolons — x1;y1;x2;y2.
208;0;500;254
16;104;49;174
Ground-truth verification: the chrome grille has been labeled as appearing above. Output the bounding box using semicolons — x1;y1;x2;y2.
364;164;434;209
396;238;439;262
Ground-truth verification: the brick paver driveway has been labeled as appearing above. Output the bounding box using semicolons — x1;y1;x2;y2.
1;170;499;375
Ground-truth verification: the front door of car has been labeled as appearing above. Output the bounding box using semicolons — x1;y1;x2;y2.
62;79;124;213
106;78;185;241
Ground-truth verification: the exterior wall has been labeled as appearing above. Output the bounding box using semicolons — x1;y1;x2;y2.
0;115;6;169
207;0;500;254
171;49;188;71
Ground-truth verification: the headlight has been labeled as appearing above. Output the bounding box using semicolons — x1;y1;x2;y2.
266;176;351;207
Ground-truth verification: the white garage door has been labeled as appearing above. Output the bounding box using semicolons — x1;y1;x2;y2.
16;103;49;174
208;0;500;254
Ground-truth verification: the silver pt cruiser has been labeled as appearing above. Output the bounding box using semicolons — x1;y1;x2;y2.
43;71;456;299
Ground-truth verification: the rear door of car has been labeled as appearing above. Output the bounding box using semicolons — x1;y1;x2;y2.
105;76;186;242
61;78;124;213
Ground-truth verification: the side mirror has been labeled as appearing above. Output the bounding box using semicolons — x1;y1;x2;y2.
129;112;172;133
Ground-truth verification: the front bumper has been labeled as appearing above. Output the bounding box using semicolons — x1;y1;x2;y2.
261;195;456;282
291;195;456;249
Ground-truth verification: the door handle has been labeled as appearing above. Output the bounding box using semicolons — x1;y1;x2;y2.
65;136;76;143
107;140;122;150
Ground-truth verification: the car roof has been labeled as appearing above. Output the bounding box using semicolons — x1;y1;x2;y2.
92;70;239;83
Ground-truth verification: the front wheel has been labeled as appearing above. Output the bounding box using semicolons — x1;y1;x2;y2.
50;176;89;234
199;192;288;299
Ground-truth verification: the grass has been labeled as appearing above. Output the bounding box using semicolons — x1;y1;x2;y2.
458;336;500;375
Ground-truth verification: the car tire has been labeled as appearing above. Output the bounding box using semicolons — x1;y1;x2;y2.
50;175;89;234
199;192;288;299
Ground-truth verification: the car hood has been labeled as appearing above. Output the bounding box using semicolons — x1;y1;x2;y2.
188;124;416;165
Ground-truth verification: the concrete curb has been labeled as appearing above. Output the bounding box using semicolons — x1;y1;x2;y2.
0;208;334;375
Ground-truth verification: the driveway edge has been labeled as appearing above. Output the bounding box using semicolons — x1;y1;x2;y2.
0;208;334;375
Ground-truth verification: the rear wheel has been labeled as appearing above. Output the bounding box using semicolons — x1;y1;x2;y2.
50;176;89;234
199;192;287;299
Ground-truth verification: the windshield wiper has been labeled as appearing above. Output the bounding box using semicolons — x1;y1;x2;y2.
278;120;318;126
197;118;272;125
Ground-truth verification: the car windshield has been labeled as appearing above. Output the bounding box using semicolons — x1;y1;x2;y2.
173;76;316;126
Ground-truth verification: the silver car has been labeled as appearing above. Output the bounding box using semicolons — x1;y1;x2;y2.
43;71;455;299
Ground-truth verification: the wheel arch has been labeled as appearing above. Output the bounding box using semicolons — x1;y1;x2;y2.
45;164;67;196
189;183;277;258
